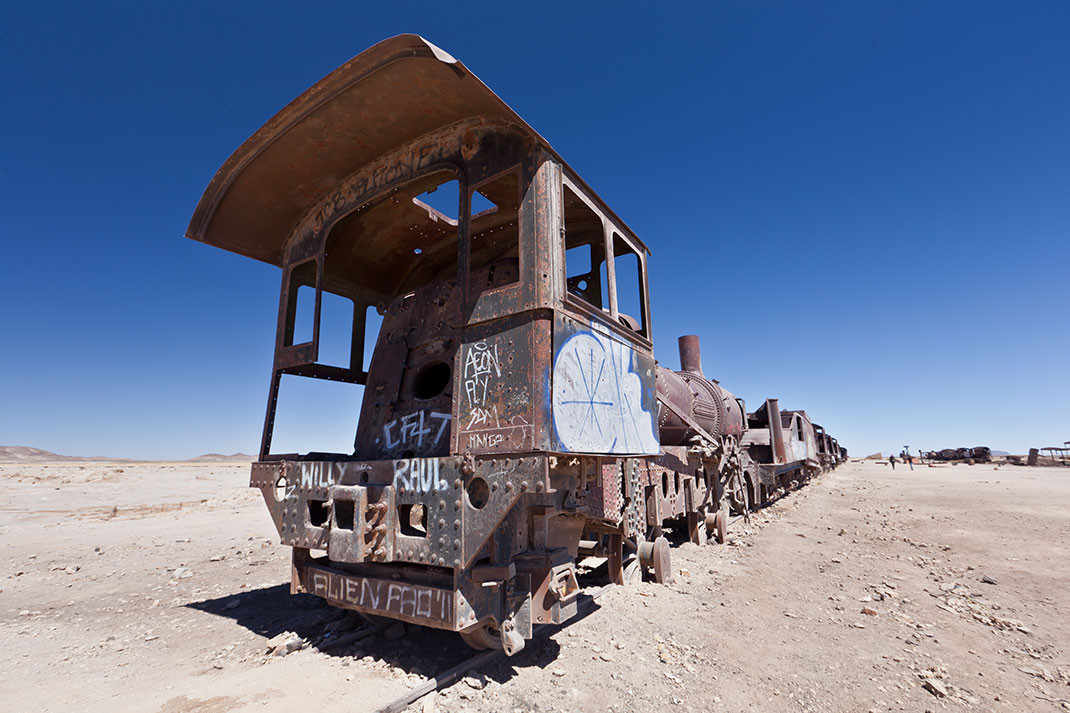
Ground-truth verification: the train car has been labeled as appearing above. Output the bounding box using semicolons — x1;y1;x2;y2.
740;400;821;505
823;432;846;469
826;432;843;466
187;35;766;655
188;35;842;655
812;423;835;471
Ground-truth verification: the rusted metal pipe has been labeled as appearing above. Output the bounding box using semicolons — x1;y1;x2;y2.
767;398;787;465
678;335;703;376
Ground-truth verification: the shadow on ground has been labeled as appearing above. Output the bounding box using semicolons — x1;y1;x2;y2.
185;584;617;683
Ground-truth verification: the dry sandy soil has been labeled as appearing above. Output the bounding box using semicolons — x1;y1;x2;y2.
2;459;1068;713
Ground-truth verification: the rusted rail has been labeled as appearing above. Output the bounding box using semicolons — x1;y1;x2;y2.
374;584;614;713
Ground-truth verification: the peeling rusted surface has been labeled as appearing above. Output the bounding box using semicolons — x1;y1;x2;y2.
193;35;845;654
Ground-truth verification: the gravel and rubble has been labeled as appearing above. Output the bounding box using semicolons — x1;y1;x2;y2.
2;460;1069;713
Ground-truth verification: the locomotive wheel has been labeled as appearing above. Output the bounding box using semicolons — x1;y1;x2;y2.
623;556;643;584
459;620;502;651
728;471;751;523
650;536;672;584
687;509;709;545
714;509;727;544
637;536;673;584
740;472;754;524
703;509;728;544
740;471;757;522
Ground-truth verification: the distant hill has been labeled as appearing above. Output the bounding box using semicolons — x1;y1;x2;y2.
0;446;254;463
0;446;132;463
185;453;254;462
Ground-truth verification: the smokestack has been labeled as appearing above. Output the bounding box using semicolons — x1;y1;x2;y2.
767;398;787;464
678;335;703;376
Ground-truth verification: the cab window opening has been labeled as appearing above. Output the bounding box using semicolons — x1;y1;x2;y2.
469;169;521;293
322;169;463;299
412;179;462;224
361;305;384;373
316;291;355;368
612;232;647;337
269;169;466;458
270;374;364;456
563;184;607;309
283;259;317;347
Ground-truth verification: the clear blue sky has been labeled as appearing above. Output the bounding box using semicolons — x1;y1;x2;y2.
2;1;1067;459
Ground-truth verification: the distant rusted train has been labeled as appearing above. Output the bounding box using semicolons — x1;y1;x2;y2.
188;35;846;655
924;447;991;462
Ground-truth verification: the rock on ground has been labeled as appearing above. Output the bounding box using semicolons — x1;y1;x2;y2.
1;460;1069;712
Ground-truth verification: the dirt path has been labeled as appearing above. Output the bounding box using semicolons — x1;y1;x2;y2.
2;460;1068;712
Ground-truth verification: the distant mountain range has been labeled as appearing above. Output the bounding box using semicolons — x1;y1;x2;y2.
183;453;256;462
0;446;253;463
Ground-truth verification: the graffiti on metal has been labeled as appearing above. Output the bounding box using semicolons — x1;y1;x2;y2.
299;463;336;490
380;411;452;452
552;324;659;455
458;337;535;452
393;458;449;494
308;566;454;625
463;341;502;429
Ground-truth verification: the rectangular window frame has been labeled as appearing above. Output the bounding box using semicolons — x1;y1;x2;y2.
560;175;652;343
466;166;524;300
263;165;516;459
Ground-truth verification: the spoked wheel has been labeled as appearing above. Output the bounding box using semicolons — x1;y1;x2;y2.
459;620;502;651
703;434;750;524
727;470;751;523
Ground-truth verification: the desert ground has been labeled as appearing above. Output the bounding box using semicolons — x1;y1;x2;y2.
2;458;1068;713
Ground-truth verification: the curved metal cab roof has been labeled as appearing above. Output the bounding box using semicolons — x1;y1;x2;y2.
186;34;647;266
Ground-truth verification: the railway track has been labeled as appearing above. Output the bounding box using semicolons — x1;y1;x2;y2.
373;584;614;713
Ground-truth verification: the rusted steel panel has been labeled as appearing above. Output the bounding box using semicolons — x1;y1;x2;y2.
529;313;556;452
249;461;281;488
656;366;745;445
306;564;457;627
256;455;545;570
187;35;649;273
621;459;644;538
577;460;623;523
454;325;537;454
187;37;524;267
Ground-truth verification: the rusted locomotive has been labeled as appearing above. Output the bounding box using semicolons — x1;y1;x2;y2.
187;35;844;655
923;447;990;462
